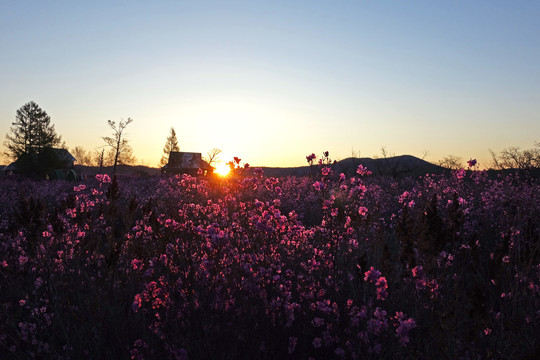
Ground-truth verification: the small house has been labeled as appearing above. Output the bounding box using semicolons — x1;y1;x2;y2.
4;148;79;180
161;151;214;176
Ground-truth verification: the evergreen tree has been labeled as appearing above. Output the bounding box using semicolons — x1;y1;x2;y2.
4;101;62;160
159;127;180;167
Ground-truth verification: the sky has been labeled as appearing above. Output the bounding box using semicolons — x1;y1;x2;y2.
1;1;539;168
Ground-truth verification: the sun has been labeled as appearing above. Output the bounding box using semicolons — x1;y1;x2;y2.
214;163;231;177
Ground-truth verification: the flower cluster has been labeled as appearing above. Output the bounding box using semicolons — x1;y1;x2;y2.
0;162;539;359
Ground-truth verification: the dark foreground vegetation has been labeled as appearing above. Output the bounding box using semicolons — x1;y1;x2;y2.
0;161;539;359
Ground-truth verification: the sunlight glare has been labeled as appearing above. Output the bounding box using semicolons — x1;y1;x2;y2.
214;163;231;177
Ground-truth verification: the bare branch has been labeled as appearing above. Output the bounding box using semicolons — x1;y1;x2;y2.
102;117;134;174
204;148;222;167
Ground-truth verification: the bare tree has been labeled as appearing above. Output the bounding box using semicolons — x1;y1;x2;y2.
105;146;135;167
204;148;222;167
71;146;93;166
95;149;105;169
374;146;395;160
489;143;540;170
373;146;397;176
437;154;463;170
102;118;133;175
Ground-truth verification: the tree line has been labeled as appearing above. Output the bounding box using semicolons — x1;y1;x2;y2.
3;101;223;176
3;102;137;175
3;101;539;173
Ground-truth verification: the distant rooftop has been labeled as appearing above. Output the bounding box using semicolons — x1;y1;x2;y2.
165;151;213;171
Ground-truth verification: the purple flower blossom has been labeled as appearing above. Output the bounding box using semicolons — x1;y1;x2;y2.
132;294;142;313
376;276;388;300
356;164;372;176
358;206;368;218
306;153;316;163
313;181;324;191
288;336;297;354
395;312;416;346
95;174;111;183
312;317;325;327
364;267;382;282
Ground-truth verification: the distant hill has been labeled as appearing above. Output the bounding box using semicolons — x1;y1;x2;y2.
249;155;446;178
337;155;446;177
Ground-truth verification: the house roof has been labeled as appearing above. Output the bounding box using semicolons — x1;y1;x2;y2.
52;148;77;163
166;152;214;171
8;148;76;170
4;163;16;171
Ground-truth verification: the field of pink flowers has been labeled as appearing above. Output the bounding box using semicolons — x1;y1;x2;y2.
1;158;539;359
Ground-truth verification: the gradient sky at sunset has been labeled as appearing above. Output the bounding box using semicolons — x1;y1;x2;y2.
1;1;539;168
